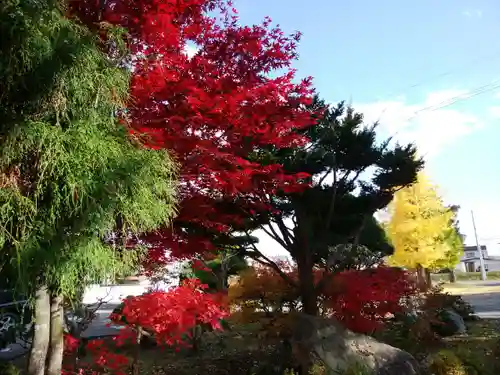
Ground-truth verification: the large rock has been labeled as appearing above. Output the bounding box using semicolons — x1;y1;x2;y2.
432;308;467;337
292;314;421;375
445;308;467;335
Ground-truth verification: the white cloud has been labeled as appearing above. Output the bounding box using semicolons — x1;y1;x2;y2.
424;89;470;106
489;106;500;118
356;89;482;158
488;91;500;118
462;9;483;18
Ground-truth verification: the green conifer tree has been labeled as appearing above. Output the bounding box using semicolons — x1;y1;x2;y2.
241;97;423;315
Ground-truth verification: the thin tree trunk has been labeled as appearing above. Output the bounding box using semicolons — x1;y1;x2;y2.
215;262;228;292
132;327;143;375
27;285;51;375
416;264;429;292
46;295;64;375
425;268;432;289
297;252;318;316
449;268;456;283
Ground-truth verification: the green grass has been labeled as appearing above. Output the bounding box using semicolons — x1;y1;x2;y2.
443;319;500;375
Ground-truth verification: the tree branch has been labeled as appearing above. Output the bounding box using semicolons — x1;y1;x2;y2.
272;218;295;249
318;167;333;186
244;231;297;288
346;168;365;189
259;223;289;251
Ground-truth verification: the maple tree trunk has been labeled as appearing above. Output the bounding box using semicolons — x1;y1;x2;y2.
46;294;64;375
27;285;51;375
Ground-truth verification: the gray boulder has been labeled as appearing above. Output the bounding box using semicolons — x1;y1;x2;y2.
443;308;467;335
292;314;421;375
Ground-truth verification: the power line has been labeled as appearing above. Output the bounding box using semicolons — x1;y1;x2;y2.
408;79;500;120
380;78;500;146
374;49;500;108
370;50;500;135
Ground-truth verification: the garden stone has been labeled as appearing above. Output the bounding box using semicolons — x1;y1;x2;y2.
444;308;467;334
292;313;421;375
431;308;467;337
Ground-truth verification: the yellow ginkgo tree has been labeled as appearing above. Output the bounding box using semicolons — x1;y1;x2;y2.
386;172;455;289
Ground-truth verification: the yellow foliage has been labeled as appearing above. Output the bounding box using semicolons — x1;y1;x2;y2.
386;172;454;269
427;350;467;375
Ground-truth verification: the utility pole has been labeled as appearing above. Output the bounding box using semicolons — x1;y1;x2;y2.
471;210;487;281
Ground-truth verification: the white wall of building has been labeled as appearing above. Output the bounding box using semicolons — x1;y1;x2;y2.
454;258;500;273
82;282;151;305
453;245;500;272
82;261;183;305
454;262;466;272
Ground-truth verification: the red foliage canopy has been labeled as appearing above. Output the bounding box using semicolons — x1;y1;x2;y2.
70;0;316;264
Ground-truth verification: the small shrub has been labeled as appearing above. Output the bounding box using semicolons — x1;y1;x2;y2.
343;362;374;375
229;264;419;337
380;301;443;354
404;286;476;339
426;285;477;320
427;350;467;375
307;363;327;375
0;362;20;375
453;343;494;375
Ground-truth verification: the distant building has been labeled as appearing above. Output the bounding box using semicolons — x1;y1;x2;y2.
455;245;500;272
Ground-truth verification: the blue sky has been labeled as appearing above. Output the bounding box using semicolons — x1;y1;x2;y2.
232;0;500;254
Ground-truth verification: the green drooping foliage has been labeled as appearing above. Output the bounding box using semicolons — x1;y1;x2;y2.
0;0;177;299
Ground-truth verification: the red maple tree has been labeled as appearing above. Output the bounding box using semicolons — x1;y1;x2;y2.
70;0;316;267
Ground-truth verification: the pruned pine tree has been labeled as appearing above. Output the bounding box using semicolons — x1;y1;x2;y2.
242;98;423;315
0;1;177;374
